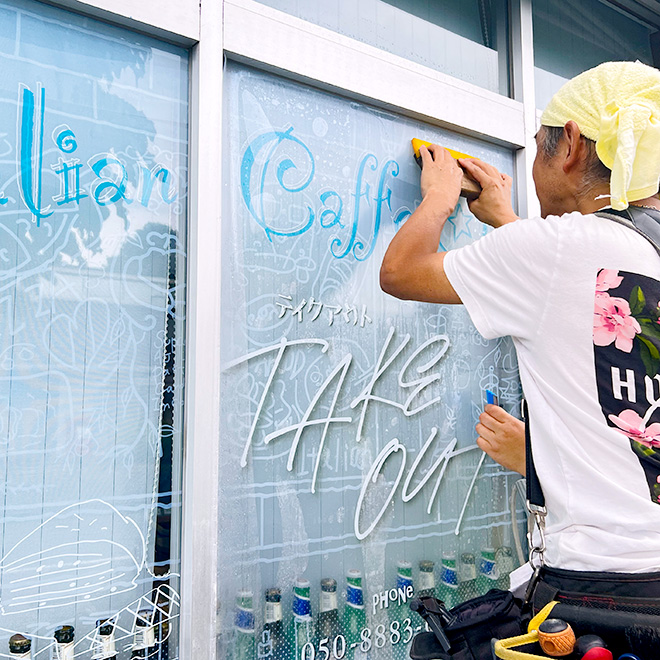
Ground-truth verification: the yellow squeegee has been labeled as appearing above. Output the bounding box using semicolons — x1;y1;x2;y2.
411;138;481;200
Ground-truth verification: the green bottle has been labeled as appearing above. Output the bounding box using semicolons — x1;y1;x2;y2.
457;553;477;604
476;548;499;595
261;588;290;660
232;591;256;660
437;553;458;609
417;560;436;599
8;635;31;659
389;561;414;660
495;546;515;591
317;578;340;646
288;578;314;660
412;560;435;630
343;570;367;660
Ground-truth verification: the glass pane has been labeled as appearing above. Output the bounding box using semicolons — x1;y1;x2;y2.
0;0;187;657
219;62;524;660
533;0;658;109
255;0;510;95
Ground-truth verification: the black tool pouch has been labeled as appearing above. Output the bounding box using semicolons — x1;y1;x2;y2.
527;565;660;656
409;589;524;660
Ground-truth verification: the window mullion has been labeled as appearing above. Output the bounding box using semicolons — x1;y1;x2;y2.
510;0;540;218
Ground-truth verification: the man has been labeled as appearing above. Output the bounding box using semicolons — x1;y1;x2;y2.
381;61;660;607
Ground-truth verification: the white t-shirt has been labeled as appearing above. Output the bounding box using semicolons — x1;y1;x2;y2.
444;211;660;572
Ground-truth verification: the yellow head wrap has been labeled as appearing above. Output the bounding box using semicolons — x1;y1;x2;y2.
540;61;660;210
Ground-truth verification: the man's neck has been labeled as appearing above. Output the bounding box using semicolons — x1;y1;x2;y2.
629;197;660;211
575;189;660;214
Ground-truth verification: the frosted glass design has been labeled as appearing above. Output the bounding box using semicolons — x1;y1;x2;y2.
219;63;522;660
533;0;657;109
0;1;187;657
256;0;510;95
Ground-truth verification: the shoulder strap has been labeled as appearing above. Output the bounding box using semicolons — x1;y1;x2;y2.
523;400;544;508
595;206;660;255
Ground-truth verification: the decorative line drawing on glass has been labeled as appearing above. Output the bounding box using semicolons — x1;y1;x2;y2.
0;500;145;614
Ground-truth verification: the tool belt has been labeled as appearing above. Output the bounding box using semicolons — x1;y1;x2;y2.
524;565;660;656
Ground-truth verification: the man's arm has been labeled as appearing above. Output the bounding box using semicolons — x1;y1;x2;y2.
380;145;463;303
379;145;519;304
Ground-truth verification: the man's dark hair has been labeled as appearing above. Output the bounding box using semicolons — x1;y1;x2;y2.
538;125;611;193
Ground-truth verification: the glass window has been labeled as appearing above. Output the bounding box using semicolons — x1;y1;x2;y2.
219;61;523;660
255;0;510;95
0;0;187;657
533;0;659;109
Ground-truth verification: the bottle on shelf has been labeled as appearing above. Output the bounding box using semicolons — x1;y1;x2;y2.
457;553;477;604
317;578;341;646
417;560;436;599
53;625;75;660
231;591;256;660
261;587;290;660
130;609;158;659
389;561;414;660
412;560;435;630
495;546;515;591
342;570;367;660
154;595;170;660
437;553;458;609
8;634;31;659
93;619;117;660
476;548;499;595
288;578;314;660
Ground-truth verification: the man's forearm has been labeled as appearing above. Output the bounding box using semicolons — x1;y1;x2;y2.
379;188;461;303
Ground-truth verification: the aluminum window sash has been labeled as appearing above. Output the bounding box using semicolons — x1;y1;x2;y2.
224;0;526;149
179;2;224;660
40;0;199;44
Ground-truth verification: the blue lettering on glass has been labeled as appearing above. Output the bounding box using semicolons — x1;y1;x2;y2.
54;126;78;153
91;156;132;206
331;153;377;260
319;190;343;229
394;209;412;225
354;159;399;262
9;84;179;223
241;126;315;240
240;127;413;259
52;157;88;205
18;84;52;225
141;166;178;207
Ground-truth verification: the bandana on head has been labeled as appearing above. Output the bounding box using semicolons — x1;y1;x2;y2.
540;61;660;210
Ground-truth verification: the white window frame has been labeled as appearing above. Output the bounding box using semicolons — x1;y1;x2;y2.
17;0;660;658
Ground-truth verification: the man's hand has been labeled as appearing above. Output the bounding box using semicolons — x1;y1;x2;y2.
419;144;463;208
476;404;526;475
458;158;519;228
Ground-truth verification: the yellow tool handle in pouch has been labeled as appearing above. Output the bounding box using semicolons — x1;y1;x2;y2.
493;601;560;660
411;138;481;200
493;631;545;660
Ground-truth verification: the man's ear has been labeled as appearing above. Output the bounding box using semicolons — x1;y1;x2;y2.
562;120;584;173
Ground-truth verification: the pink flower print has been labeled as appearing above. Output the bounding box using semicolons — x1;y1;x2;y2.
596;269;623;292
593;293;641;352
608;409;660;449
